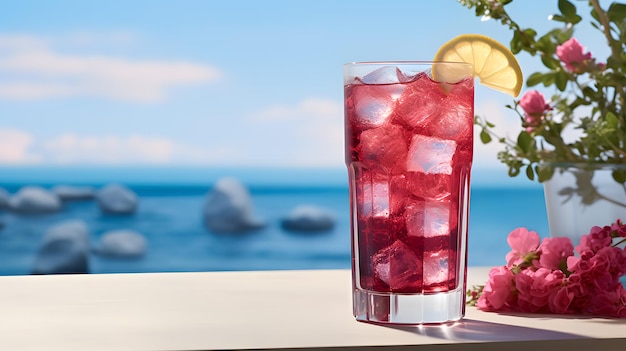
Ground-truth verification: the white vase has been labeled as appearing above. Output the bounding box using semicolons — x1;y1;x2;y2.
542;163;626;243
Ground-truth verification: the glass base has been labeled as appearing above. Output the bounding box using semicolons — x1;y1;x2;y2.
353;287;465;325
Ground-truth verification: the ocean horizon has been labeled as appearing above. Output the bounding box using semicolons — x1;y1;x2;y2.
0;166;549;275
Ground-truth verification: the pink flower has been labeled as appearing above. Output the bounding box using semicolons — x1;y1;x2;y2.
548;285;575;314
505;227;540;267
473;219;626;318
515;268;564;312
556;38;593;73
613;248;626;276
519;90;550;132
564;273;587;298
567;251;593;274
588;286;626;317
538;237;574;270
611;219;626;237
519;90;550;116
477;266;516;311
588;226;613;252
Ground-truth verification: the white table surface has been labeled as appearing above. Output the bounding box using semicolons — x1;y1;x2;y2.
1;267;625;351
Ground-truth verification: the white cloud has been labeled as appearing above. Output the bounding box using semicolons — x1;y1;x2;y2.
250;98;344;167
0;34;221;102
0;128;232;165
42;134;176;164
0;128;40;163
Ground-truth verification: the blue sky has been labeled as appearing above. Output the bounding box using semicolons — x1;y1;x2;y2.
0;0;612;184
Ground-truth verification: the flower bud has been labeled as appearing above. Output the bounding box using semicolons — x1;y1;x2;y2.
519;90;550;116
556;38;594;73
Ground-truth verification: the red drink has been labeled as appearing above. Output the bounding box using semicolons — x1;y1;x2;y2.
344;62;473;324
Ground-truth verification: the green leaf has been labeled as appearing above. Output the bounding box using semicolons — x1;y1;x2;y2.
591;7;600;22
582;86;597;99
541;55;560;69
508;166;521;177
558;0;575;17
613;169;626;184
541;72;555;87
552;26;574;43
549;14;567;23
510;31;522;54
526;165;535;181
527;72;545;86
558;0;582;24
517;131;532;153
606;111;618;129
608;3;626;22
536;164;555;182
555;70;568;91
480;129;492;144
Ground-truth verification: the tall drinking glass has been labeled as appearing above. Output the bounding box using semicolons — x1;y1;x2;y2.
343;62;474;324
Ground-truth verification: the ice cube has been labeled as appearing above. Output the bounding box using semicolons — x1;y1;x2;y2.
394;74;446;129
405;200;457;238
356;173;407;218
428;96;473;141
406;171;451;200
373;239;422;290
361;66;410;85
406;134;456;174
348;84;405;127
359;180;389;217
423;250;450;289
359;124;408;173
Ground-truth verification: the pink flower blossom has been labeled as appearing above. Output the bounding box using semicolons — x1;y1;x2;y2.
474;220;626;318
548;285;575;314
505;227;540;267
519;90;550;116
519;90;550;132
611;219;626;237
588;226;613;252
556;37;593;73
477;266;516;311
564;273;587;298
588;287;625;316
567;252;592;274
538;237;573;270
515;268;564;312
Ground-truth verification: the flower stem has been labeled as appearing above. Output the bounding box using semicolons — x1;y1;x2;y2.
612;237;626;247
589;0;626;119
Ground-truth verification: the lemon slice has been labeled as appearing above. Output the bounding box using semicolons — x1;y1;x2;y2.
433;34;523;97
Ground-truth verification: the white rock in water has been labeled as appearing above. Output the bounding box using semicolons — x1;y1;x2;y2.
203;177;265;233
9;186;62;214
52;185;96;201
0;187;10;209
96;184;138;214
32;220;90;274
96;230;147;257
281;205;336;232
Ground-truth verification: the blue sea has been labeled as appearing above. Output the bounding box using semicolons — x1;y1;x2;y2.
0;166;549;276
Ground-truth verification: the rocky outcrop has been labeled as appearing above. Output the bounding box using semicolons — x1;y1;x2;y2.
281;205;335;232
9;186;62;214
96;184;138;215
203;178;265;233
52;185;96;201
32;220;90;274
96;230;147;258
